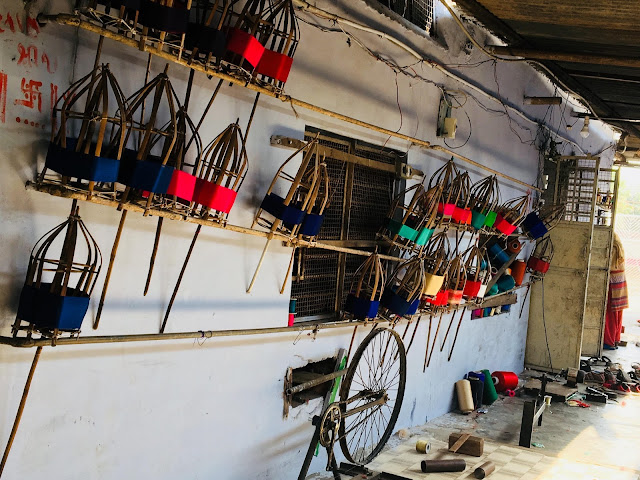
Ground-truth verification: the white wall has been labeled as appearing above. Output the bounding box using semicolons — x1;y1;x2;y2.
0;1;616;479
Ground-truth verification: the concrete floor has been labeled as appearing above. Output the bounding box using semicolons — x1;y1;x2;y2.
311;316;640;479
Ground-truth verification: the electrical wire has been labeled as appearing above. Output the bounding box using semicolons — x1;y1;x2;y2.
438;0;604;124
293;0;586;153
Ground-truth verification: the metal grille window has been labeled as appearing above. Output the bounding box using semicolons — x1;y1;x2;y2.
377;0;434;31
290;129;400;321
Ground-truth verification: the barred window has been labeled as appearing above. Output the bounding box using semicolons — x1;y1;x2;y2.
377;0;434;31
290;128;402;322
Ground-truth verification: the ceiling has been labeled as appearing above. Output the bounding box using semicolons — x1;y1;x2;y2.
453;0;640;159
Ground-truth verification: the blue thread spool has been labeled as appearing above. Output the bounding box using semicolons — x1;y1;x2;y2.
496;275;516;292
289;299;297;314
488;244;509;268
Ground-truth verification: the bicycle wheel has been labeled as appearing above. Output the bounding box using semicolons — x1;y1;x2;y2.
338;327;407;464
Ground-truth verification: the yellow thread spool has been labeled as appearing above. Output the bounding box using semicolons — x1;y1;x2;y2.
416;439;431;454
456;379;474;413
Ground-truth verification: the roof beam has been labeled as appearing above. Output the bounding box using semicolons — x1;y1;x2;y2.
486;45;640;69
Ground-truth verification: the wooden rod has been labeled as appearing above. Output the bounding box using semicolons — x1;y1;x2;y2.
0;347;43;478
487;45;640;69
144;217;163;296
25;182;405;262
42;15;540;193
161;225;202;333
94;210;128;329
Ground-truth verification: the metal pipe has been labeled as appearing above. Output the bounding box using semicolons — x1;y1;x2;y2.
0;320;382;349
487;45;640;69
286;369;347;395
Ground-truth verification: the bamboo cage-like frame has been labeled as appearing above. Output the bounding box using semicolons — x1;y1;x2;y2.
41;63;128;199
527;235;554;277
468;175;500;231
254;0;299;91
381;256;425;317
445;254;467;305
462;245;490;300
428;159;461;226
119;64;179;213
379;184;427;252
190;120;248;223
494;194;529;237
247;136;322;293
343;253;385;320
521;203;566;240
185;0;232;65
12;202;102;340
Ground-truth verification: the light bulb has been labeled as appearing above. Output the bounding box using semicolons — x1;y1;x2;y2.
580;116;590;139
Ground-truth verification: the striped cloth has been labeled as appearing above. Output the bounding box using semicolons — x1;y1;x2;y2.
609;269;629;311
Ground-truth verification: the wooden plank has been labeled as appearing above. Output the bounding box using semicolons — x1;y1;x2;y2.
448;433;471;453
524;379;577;401
448;433;483;457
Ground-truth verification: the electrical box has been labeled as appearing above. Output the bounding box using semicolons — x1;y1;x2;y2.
436;94;457;139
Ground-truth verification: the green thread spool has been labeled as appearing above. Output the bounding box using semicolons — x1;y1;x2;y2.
471;210;487;230
481;369;498;404
487;284;499;297
484;211;498;228
289;299;297;314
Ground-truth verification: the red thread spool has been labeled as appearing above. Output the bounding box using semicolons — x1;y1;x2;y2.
511;260;526;286
491;371;518;392
506;389;516;397
507;239;522;254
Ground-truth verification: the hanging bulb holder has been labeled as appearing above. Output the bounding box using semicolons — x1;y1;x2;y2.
580;116;590;139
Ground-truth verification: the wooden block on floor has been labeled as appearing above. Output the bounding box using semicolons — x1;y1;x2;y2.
448;433;484;456
523;379;577;401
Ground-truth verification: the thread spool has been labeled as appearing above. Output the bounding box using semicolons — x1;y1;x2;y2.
287;313;295;327
506;389;516;397
488;244;509;267
511;260;526;286
506;239;522;254
416;439;431;454
289;299;297;313
474;461;496;479
421;459;466;473
481;369;498;404
496;275;515;292
468;377;484;410
501;304;512;313
492;371;519;392
456;379;474;413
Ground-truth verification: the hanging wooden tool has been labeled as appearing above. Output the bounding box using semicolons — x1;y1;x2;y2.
421;231;451;303
521;203;565;240
224;0;271;79
137;0;191;59
462;245;490;302
12;201;102;341
185;0;232;68
344;253;385;321
440;254;467;351
279;159;330;294
161;97;257;332
143;70;204;295
253;0;299;92
494;195;529;237
247;135;322;293
379;184;441;254
527;236;554;278
380;257;425;318
468;175;500;232
450;171;472;226
428;158;460;228
94;64;179;329
40;63;128;199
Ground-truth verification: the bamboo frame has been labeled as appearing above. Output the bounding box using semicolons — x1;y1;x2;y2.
12;202;102;339
41;63;128;198
247;136;322;293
